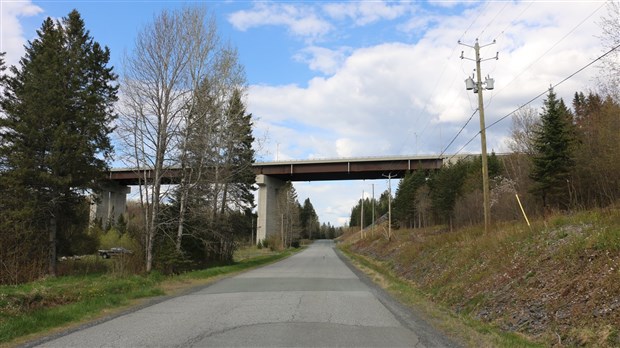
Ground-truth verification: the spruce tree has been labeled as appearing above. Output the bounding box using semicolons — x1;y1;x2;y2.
299;198;319;240
393;170;427;228
223;88;256;210
0;51;5;84
0;11;117;276
529;88;575;210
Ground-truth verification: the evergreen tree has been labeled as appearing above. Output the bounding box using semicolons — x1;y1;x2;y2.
529;88;575;210
277;182;301;247
349;191;389;229
393;170;427;228
299;198;319;239
222;88;256;211
0;11;117;276
571;92;620;207
428;160;469;226
0;51;5;85
0;52;6;169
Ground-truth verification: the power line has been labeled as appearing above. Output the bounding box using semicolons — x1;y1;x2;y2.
477;1;510;39
487;41;620;129
440;2;600;158
458;1;490;43
486;2;606;108
440;108;478;156
449;42;620;160
397;1;491;156
493;1;534;42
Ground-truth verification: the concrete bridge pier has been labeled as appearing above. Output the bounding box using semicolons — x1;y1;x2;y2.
90;181;131;228
256;174;285;244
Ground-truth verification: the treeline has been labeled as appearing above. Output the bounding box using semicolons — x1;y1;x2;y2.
269;182;341;249
389;88;620;230
349;191;390;228
0;7;259;284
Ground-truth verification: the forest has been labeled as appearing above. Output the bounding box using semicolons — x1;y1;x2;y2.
0;7;333;285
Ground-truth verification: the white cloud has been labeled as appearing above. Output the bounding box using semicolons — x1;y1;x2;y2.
228;1;418;40
323;1;414;26
0;1;43;66
293;46;350;75
228;3;332;39
249;1;605;164
427;1;477;9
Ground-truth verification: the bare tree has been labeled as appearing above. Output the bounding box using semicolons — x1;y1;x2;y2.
276;182;301;248
597;1;620;101
118;6;225;272
506;106;539;155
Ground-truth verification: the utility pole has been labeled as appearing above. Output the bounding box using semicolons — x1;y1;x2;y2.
459;39;498;234
372;184;375;237
383;173;396;240
360;190;364;239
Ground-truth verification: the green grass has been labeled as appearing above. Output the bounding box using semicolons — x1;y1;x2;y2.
0;273;163;344
0;247;301;346
178;248;299;281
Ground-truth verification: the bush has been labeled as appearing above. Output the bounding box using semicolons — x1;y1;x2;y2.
154;243;194;275
291;240;300;248
265;235;283;251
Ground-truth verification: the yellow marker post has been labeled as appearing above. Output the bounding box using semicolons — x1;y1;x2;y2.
515;194;531;228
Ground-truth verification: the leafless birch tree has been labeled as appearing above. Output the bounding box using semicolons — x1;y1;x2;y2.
118;6;236;272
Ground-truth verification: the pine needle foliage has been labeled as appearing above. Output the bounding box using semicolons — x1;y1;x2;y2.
529;88;575;210
0;11;117;280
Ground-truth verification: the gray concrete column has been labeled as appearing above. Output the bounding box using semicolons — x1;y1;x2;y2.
256;174;285;244
90;182;131;228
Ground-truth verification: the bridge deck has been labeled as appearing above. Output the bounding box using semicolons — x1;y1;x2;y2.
107;156;445;184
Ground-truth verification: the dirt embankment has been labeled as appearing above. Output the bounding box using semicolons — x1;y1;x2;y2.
344;210;620;347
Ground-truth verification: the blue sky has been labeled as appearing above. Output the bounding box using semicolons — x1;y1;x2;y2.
1;0;612;226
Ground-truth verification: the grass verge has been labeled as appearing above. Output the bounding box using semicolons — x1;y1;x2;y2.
0;247;300;347
338;245;543;348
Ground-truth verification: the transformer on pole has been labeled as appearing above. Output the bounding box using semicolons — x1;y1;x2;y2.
459;39;499;234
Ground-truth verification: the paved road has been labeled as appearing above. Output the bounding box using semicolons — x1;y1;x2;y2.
32;240;458;347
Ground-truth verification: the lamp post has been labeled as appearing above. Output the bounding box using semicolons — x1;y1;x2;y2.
459;39;498;234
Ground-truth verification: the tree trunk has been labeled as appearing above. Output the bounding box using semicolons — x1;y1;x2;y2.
48;214;57;276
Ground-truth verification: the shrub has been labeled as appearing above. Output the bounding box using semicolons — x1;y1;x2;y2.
265;235;283;251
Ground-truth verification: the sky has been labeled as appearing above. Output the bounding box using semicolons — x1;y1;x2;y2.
1;0;614;226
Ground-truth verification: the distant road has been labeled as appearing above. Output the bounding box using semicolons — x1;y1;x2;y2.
32;240;458;347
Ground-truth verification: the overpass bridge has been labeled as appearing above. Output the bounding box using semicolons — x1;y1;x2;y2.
95;155;448;242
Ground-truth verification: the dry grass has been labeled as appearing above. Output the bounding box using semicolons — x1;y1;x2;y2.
343;207;620;347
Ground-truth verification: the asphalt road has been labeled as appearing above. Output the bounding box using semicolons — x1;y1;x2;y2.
31;240;458;347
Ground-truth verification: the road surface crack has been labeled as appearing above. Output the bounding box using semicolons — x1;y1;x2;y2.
291;294;303;321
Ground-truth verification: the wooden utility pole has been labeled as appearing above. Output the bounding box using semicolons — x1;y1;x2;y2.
360;190;364;239
383;173;396;240
459;39;498;234
372;184;375;237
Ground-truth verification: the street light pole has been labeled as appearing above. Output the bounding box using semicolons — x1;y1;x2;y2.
460;39;498;234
